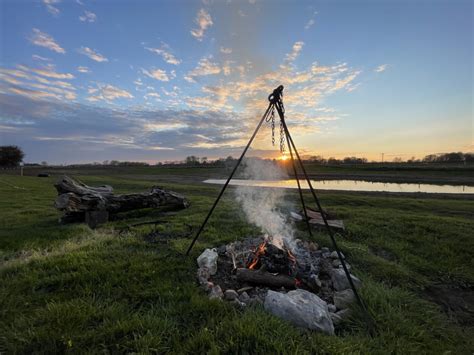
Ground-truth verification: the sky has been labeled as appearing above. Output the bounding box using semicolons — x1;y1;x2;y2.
0;0;472;164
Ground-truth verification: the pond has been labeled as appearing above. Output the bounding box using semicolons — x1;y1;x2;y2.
203;179;474;195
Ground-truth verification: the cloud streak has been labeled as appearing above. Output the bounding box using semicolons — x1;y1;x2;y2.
145;43;181;65
78;47;108;62
29;29;65;54
42;0;61;16
79;10;97;23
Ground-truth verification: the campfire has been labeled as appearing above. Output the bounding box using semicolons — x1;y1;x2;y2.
196;234;361;335
192;86;368;335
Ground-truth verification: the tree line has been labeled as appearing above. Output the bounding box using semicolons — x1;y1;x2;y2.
0;145;472;167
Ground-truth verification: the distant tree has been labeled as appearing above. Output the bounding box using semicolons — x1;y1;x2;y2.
185;156;199;165
343;156;367;164
464;153;474;163
0;145;24;167
422;154;437;163
201;157;208;164
308;155;326;164
392;157;403;163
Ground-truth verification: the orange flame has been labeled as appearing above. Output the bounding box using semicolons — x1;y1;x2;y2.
248;241;267;269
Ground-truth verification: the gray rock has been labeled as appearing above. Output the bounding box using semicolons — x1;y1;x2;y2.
330;251;345;259
201;281;214;292
209;285;223;300
217;245;227;254
332;259;342;268
264;289;334;335
309;274;322;289
308;242;318;251
321;247;330;253
331;308;351;325
339;262;351;271
197;267;210;285
231;299;246;307
224;289;239;301
331;269;361;291
328;304;337;313
333;289;355;309
239;291;250;303
248;297;263;306
197;248;218;275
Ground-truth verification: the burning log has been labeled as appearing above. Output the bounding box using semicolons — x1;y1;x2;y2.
236;268;297;289
54;175;189;225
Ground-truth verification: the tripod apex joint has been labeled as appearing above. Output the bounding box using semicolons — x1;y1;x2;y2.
268;85;284;104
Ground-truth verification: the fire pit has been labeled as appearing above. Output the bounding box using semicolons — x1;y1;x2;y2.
196;235;361;335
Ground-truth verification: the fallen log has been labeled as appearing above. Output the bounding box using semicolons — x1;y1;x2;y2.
55;175;113;196
236;268;296;289
54;175;189;225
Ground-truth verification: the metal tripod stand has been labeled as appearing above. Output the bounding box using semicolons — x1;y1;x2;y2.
185;85;375;333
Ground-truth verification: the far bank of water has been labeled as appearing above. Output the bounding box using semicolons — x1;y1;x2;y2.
203;179;474;195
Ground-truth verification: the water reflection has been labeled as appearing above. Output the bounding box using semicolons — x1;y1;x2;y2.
203;179;474;194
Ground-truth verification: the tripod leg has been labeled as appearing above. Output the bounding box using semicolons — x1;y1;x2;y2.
283;123;375;333
284;132;313;237
185;103;274;255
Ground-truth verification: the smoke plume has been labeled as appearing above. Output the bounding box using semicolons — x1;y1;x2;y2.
235;158;294;247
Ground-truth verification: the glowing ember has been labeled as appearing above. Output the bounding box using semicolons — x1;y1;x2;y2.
247;240;267;269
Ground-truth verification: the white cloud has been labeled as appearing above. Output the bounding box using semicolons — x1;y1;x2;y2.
142;68;172;81
375;64;388;73
86;83;133;102
42;0;61;16
220;47;232;54
186;56;221;81
285;41;304;63
78;47;108;62
145;43;181;65
304;11;318;30
190;9;213;41
79;10;97;23
17;64;75;79
77;66;90;73
0;65;76;101
304;19;315;30
32;54;51;61
144;92;161;100
29;29;65;54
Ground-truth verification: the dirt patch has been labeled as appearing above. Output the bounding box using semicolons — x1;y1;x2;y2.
424;283;474;326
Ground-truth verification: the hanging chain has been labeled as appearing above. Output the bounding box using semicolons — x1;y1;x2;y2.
279;119;285;153
271;107;275;146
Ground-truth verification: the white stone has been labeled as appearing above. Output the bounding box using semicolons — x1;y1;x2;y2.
264;289;334;335
197;248;218;275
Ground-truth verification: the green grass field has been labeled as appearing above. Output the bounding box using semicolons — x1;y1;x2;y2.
1;168;473;353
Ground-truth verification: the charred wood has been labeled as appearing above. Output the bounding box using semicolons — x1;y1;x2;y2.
236;268;296;289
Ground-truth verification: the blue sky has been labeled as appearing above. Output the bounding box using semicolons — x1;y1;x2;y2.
0;0;472;164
